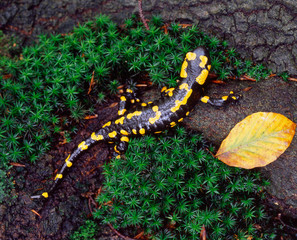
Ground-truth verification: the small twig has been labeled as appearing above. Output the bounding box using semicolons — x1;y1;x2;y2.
133;231;144;239
277;213;297;232
269;73;297;82
87;71;95;94
179;23;193;28
84;114;98;120
205;148;216;157
88;198;93;213
108;223;137;240
211;80;226;84
31;209;42;218
288;77;297;82
200;224;207;240
87;195;97;214
138;0;149;30
10;162;26;167
242;86;253;92
135;83;148;87
239;75;257;81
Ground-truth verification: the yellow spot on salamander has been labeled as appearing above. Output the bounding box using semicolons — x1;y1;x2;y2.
114;146;120;154
161;86;167;92
55;174;63;180
131;99;135;103
141;103;147;107
208;65;211;71
66;161;72;168
120;96;126;101
196;69;209;85
118;109;126;115
126;89;133;93
78;141;88;150
116;155;121;159
42;192;49;198
136;99;140;102
149;112;161;124
120;129;129;135
232;96;237;100
121;136;129;142
170;89;193;112
180;60;188;78
186;111;190;116
127;111;142;119
186;52;197;60
230;91;234;94
149;106;161;124
178;118;183;122
132;129;137;134
179;83;189;91
148;101;153;104
170;122;176;127
102;121;111;128
115;116;125;125
199;55;208;68
91;132;104;141
201;96;209;103
155;131;162;134
108;131;117;138
222;96;228;101
65;155;72;167
139;128;145;135
165;88;175;97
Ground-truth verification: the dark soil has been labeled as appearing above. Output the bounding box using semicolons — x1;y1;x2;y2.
0;99;125;240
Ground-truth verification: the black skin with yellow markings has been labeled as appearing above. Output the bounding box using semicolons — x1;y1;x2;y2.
31;47;239;199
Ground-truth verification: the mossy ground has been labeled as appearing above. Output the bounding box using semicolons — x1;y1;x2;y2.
0;13;270;203
0;14;294;239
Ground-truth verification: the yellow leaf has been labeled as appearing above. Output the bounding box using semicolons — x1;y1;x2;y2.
216;112;296;169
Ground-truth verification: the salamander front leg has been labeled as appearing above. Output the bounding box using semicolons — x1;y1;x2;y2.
200;91;241;107
161;86;175;98
118;87;140;116
113;136;130;158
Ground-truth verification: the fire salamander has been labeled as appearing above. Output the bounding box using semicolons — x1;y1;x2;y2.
31;47;239;199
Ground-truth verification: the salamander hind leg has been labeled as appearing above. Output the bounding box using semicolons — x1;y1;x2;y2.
200;91;241;107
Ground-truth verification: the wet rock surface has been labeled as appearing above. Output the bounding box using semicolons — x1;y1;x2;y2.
184;77;297;219
1;0;297;76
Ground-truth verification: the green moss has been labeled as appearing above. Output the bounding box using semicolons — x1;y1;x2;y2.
94;127;277;239
278;71;289;81
70;220;99;240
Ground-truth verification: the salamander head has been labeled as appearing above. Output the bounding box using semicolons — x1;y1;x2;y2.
180;46;211;86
